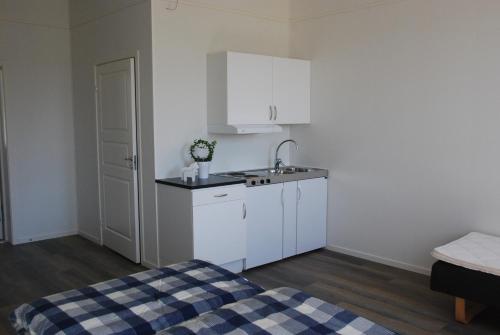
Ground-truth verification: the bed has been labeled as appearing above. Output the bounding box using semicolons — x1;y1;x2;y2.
162;287;396;335
11;260;398;335
430;232;500;323
11;260;263;335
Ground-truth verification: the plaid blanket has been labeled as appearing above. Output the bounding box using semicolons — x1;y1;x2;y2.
162;287;398;335
11;260;263;335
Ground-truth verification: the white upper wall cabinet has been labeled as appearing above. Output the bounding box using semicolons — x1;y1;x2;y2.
208;52;311;133
227;52;274;125
273;57;311;124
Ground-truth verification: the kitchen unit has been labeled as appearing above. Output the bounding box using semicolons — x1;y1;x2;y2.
216;167;328;269
248;175;327;268
156;176;247;273
207;51;311;134
156;166;328;273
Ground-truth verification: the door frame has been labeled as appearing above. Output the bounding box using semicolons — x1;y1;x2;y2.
0;66;12;243
94;56;142;261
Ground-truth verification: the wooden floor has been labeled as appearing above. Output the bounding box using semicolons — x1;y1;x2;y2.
1;236;499;334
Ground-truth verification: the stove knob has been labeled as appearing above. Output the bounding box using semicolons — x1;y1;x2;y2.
260;179;265;184
251;180;256;186
266;179;271;183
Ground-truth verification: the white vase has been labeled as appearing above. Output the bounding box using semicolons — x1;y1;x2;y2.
197;161;211;179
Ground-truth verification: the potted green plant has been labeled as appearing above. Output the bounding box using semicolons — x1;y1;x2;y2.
189;139;217;179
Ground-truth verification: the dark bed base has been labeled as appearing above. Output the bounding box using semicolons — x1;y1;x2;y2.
430;260;500;323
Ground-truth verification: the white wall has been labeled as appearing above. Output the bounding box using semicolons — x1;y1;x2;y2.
70;0;157;267
69;0;145;26
290;0;500;273
0;0;70;28
70;0;292;267
151;0;293;178
0;0;77;243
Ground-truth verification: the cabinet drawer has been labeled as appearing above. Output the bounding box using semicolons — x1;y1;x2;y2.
192;184;245;206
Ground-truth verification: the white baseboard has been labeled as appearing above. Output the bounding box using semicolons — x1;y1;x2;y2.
326;244;431;276
79;230;157;269
78;230;102;245
141;258;158;269
12;229;78;245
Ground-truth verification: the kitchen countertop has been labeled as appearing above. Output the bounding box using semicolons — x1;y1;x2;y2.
155;175;246;190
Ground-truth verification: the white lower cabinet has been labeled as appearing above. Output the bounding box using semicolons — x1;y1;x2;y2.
297;178;328;253
157;178;327;272
158;183;246;273
245;183;283;268
245;177;327;269
193;200;246;266
282;181;298;258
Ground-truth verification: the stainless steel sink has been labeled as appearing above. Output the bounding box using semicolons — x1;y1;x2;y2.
268;166;313;174
283;167;312;173
267;168;294;175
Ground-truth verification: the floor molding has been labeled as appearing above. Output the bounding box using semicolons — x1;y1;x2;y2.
69;0;148;29
141;259;158;269
12;229;78;245
78;230;101;245
290;0;406;23
0;18;69;30
327;244;431;276
178;0;288;23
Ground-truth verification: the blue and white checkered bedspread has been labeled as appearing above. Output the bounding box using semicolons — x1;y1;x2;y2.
10;260;264;335
162;287;398;335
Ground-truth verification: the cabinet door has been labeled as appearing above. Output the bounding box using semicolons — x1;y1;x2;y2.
297;178;327;253
227;52;274;125
245;184;283;269
273;57;310;124
283;181;297;258
193;200;246;265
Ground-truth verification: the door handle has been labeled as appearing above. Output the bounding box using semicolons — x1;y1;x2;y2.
281;187;284;206
297;187;302;201
273;106;278;120
124;156;137;170
269;106;273;120
213;193;228;198
243;202;247;219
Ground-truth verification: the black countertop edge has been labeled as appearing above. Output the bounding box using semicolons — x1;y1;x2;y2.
155;175;246;190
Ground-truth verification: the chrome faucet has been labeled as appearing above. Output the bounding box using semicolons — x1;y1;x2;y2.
275;139;299;171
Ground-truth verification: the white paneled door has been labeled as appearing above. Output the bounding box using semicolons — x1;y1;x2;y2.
0;68;5;241
96;58;140;263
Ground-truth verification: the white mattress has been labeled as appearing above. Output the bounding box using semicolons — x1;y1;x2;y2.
431;232;500;276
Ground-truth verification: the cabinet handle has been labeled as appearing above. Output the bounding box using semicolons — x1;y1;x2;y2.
273;106;278;120
213;193;228;198
281;187;284;206
297;187;302;201
269;106;273;120
243;202;247;219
